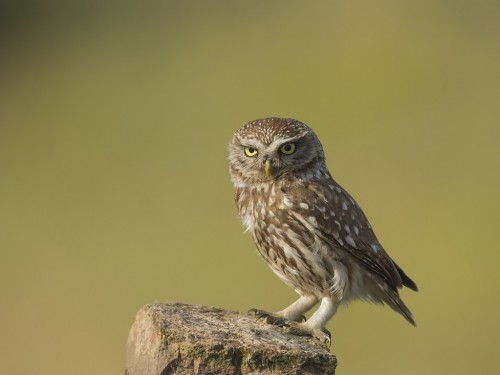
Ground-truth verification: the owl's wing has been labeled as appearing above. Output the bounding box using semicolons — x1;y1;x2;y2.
283;178;416;291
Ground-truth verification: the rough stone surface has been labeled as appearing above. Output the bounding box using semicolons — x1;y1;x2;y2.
126;302;337;375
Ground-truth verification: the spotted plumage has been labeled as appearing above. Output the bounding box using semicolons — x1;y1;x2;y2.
228;118;417;343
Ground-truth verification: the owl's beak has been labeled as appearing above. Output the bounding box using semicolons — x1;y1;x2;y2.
264;160;272;177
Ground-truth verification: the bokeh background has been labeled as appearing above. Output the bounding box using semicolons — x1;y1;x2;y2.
1;1;499;374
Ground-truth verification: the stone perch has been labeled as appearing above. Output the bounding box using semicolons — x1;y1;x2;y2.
126;302;337;375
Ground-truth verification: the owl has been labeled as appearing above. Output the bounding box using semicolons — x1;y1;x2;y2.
228;117;417;344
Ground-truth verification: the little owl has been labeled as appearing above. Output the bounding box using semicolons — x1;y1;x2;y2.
228;117;417;344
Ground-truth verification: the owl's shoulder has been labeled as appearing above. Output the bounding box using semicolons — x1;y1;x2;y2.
279;176;405;289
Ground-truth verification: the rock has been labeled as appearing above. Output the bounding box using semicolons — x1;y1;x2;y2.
126;302;337;375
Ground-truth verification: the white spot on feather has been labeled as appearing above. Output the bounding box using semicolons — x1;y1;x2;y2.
241;214;254;233
299;202;309;210
308;216;318;225
345;235;356;248
283;196;293;208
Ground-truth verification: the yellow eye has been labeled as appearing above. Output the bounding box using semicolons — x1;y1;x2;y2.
244;147;258;157
280;143;296;155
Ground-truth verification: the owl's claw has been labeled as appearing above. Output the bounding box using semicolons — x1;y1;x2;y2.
272;317;289;326
247;309;306;323
312;328;331;348
247;308;282;324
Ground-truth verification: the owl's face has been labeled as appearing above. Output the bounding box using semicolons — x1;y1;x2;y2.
228;118;325;185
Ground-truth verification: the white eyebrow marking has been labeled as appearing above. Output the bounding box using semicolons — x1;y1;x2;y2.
237;138;266;150
267;135;305;149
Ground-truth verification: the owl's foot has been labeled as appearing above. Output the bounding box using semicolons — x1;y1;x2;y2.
275;320;332;348
247;308;306;324
248;309;331;347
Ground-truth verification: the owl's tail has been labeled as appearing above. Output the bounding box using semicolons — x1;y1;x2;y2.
386;291;417;326
393;261;418;292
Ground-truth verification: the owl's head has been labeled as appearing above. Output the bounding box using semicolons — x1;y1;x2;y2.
228;118;325;185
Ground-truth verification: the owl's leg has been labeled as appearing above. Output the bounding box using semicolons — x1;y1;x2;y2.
278;297;338;346
274;295;318;322
248;295;317;324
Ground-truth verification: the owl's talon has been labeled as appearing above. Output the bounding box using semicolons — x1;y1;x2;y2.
246;308;260;317
323;327;331;339
246;308;268;320
247;309;281;324
312;328;332;348
272;318;290;327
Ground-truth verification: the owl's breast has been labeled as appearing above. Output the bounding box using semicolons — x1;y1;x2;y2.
236;182;344;296
236;182;291;235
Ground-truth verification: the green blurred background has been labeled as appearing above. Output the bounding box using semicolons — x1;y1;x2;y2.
1;1;499;374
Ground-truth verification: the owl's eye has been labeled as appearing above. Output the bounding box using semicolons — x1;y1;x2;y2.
244;147;258;157
280;143;296;155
